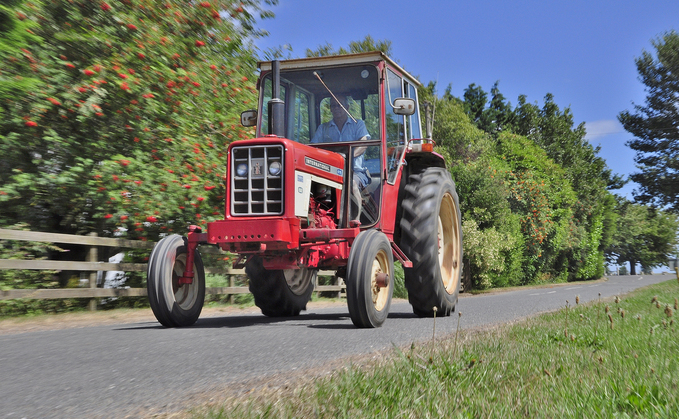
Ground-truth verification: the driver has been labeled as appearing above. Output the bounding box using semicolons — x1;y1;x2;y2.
310;94;370;222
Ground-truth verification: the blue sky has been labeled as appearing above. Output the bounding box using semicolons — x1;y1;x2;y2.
255;0;679;200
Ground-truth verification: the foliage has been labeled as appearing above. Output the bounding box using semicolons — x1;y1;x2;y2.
605;197;679;275
619;31;679;212
423;80;606;287
452;82;620;285
0;0;274;240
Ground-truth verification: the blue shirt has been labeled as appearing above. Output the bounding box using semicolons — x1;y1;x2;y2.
311;118;370;175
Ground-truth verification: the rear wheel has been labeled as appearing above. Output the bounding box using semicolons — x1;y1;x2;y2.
346;229;394;328
399;167;462;317
147;235;205;327
245;255;315;317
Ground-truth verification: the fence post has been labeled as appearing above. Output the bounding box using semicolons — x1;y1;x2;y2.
229;276;235;304
88;232;98;311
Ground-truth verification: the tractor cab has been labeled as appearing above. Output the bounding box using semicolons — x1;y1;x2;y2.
243;52;421;228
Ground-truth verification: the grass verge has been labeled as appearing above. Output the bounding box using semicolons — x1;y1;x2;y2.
189;280;679;418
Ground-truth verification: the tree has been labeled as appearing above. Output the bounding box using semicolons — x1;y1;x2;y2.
462;83;487;125
619;31;679;212
305;35;392;57
605;198;679;275
0;0;274;240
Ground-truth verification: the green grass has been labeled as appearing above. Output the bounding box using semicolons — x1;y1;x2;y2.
192;280;679;418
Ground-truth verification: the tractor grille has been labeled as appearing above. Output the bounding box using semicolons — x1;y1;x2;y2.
231;145;284;215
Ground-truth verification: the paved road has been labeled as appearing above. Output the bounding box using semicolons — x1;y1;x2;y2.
0;275;672;418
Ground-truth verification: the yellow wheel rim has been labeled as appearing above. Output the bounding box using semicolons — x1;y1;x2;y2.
439;193;461;294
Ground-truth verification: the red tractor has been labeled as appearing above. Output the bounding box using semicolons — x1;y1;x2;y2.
147;52;462;328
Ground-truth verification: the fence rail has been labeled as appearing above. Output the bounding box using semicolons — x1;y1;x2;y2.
0;228;345;304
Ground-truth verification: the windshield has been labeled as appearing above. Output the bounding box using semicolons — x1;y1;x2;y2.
258;64;380;144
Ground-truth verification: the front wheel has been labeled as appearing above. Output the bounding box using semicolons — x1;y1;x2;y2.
245;256;315;317
346;229;394;328
399;167;462;317
147;235;205;327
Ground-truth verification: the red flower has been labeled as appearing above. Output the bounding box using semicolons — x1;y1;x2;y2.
195;40;205;47
183;185;191;189
84;69;95;76
197;197;205;202
241;76;248;82
127;24;137;30
47;98;61;106
128;68;135;75
192;81;200;87
210;64;217;70
146;216;157;222
78;87;87;93
95;112;104;116
199;1;211;7
112;175;119;181
142;93;154;98
120;215;128;220
119;73;128;79
25;121;38;127
93;65;102;72
101;2;111;11
204;185;216;190
121;82;130;91
104;214;113;219
65;63;75;69
134;180;142;185
138;52;145;59
172;53;180;59
119;159;130;166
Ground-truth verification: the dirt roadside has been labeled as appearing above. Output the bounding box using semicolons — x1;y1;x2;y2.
0;299;352;336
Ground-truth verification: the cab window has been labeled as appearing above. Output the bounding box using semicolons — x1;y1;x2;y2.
386;69;405;183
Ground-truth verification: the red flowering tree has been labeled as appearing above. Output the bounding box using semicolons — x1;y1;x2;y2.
0;0;274;240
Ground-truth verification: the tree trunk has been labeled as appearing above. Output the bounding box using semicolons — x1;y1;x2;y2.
629;261;637;276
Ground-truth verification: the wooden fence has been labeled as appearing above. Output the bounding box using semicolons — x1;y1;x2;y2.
0;229;345;309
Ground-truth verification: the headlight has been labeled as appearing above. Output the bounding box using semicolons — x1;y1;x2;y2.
236;163;248;177
268;161;282;176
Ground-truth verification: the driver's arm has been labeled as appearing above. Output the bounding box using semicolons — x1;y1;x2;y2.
353;135;368;157
352;120;370;157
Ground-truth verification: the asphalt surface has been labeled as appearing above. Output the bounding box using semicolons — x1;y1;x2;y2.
0;274;672;418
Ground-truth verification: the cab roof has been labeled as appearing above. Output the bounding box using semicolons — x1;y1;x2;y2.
258;51;422;88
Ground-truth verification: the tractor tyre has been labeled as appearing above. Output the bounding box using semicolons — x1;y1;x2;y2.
399;167;462;317
346;229;394;328
245;255;315;317
147;234;205;327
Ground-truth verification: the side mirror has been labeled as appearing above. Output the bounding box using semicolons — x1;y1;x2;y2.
392;98;416;116
240;110;257;127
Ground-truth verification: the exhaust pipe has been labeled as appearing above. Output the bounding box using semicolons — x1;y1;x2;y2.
268;60;285;138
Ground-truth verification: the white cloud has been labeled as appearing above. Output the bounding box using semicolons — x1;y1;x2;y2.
584;120;625;140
